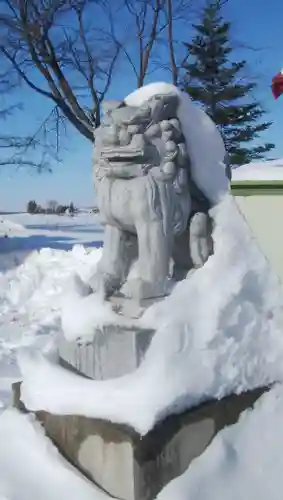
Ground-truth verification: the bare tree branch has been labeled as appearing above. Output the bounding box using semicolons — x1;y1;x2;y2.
0;0;121;144
108;0;195;87
0;0;198;171
166;0;178;85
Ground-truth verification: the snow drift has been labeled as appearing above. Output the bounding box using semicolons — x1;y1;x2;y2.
19;195;283;434
0;217;25;236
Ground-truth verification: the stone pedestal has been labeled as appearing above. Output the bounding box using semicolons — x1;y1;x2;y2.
13;381;268;500
58;324;154;380
59;294;157;380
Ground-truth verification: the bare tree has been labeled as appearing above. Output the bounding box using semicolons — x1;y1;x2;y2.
0;0;195;168
0;0;120;146
108;0;195;88
0;56;54;169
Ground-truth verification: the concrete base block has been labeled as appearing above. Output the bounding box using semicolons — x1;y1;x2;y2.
13;382;269;500
58;324;154;380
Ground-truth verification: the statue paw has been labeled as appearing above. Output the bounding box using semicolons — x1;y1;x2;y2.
72;274;93;297
189;212;213;267
88;271;121;298
190;237;213;267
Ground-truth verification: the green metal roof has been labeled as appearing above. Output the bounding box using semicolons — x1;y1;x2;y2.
231;180;283;196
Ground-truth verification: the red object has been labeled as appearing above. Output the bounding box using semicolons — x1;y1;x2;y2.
272;72;283;99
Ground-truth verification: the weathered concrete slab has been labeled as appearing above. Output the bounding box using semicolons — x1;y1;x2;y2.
58;324;155;380
13;381;269;500
235;194;283;285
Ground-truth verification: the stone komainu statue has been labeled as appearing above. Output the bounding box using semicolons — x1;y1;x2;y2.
91;92;217;300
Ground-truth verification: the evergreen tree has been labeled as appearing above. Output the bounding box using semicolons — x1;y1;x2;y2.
26;200;37;214
182;0;274;165
69;202;75;214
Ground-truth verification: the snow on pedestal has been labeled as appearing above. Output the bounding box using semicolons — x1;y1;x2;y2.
59;275;156;380
58;323;154;381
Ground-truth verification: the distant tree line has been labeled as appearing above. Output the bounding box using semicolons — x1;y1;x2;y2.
27;200;77;216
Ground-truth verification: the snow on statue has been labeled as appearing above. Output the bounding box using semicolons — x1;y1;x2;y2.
91;82;230;301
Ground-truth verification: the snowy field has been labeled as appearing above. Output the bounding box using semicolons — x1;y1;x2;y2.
0;211;103;254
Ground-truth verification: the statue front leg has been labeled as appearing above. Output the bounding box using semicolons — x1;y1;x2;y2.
125;220;172;300
189;212;213;267
172;228;193;281
89;225;136;298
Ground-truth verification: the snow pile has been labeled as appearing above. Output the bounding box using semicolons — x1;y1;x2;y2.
125;82;229;204
0;245;101;407
232;159;283;181
61;274;121;341
0;408;106;500
0;217;26;254
0;245;101;342
158;384;283;500
0;217;25;236
19;195;283;434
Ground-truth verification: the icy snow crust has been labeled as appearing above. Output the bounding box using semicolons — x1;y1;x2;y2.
18;195;283;434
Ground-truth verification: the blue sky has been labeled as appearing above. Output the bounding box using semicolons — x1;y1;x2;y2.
1;0;283;211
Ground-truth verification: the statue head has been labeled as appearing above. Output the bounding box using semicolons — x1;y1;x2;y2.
93;92;191;188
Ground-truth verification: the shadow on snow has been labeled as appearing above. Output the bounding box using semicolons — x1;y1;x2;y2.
0;234;103;254
24;224;103;234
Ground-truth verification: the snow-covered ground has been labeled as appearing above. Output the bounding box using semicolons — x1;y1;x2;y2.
0;212;109;497
0;212;103;253
0;212;103;409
